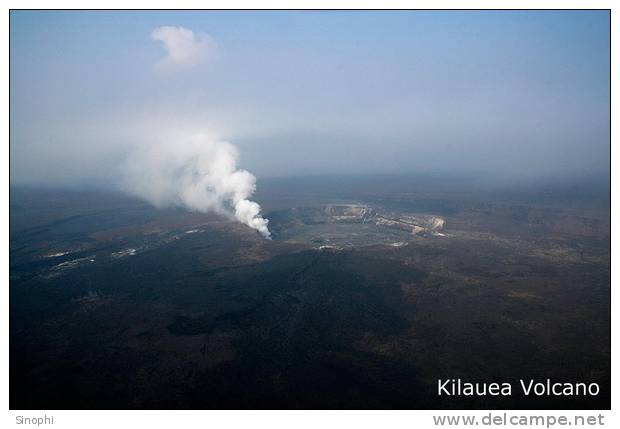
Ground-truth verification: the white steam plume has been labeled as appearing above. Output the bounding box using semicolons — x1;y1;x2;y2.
123;133;271;238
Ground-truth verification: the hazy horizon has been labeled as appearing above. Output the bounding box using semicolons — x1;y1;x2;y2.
10;11;610;189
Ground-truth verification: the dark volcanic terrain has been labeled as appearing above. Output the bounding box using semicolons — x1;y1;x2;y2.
10;176;610;409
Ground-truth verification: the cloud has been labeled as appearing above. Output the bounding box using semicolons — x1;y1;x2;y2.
151;26;215;70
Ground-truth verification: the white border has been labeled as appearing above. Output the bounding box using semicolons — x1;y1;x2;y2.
2;2;615;428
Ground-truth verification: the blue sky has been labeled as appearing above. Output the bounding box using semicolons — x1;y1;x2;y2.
10;10;610;185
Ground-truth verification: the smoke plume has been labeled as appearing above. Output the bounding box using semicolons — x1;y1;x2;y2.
123;133;271;238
